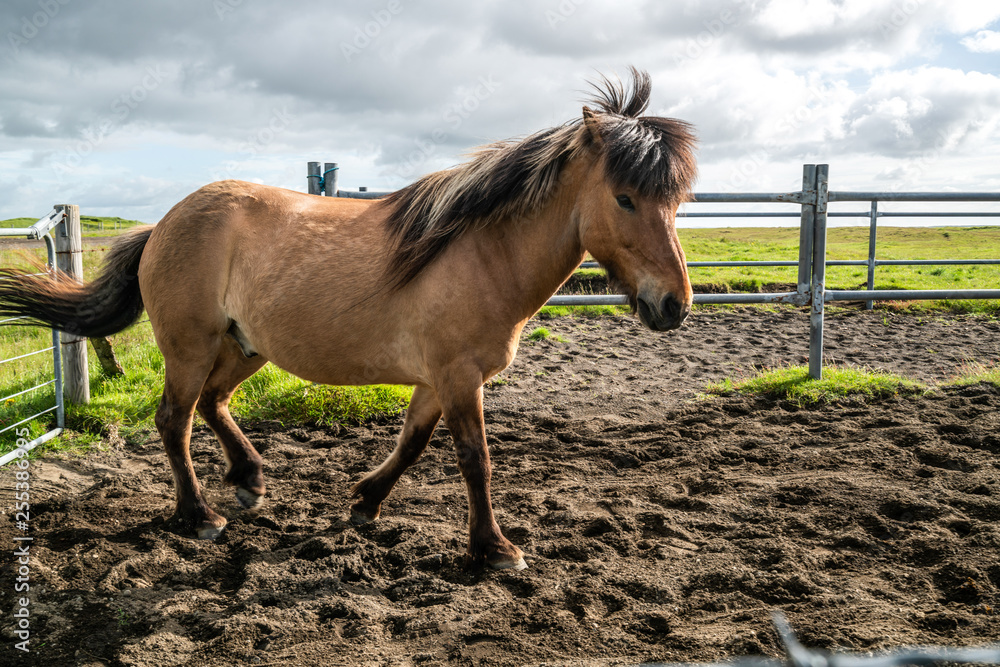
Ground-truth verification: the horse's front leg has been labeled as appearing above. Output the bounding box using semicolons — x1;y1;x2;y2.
350;384;442;523
441;383;526;571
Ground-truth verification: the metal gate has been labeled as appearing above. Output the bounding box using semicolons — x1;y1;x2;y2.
315;162;1000;379
0;209;66;466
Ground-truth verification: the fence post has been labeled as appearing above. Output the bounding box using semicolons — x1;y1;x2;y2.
808;165;830;380
307;162;321;195
866;200;878;310
323;162;339;197
54;204;90;404
797;165;817;300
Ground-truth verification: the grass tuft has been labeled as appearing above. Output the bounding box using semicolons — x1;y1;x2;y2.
949;361;1000;387
528;327;551;341
704;365;927;407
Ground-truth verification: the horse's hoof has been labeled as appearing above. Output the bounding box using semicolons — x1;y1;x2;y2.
235;487;264;510
196;518;227;540
350;507;378;525
489;556;528;571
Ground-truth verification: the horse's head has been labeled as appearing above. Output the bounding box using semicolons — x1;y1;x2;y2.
575;86;697;332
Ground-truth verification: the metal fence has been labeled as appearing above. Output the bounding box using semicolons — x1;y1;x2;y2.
0;209;66;466
310;162;1000;379
638;613;1000;667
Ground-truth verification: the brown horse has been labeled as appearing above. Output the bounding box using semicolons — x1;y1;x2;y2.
0;68;696;570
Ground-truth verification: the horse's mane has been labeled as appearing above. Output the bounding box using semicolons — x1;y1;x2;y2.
381;67;697;290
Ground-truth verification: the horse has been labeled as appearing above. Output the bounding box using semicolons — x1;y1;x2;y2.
0;68;696;570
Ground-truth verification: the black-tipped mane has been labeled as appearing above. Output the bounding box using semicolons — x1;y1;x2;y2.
381;67;697;290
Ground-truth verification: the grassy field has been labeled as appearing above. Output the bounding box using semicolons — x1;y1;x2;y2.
1;215;148;238
679;225;1000;301
1;225;999;457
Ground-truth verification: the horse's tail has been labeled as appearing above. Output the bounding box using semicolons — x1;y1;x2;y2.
0;226;153;338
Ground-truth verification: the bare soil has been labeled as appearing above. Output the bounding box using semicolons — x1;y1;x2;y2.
2;307;1000;666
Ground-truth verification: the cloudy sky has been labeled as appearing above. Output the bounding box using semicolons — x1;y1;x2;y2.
1;0;999;224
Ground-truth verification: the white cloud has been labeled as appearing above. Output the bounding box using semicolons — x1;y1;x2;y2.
0;0;999;221
961;29;1000;53
840;67;1000;156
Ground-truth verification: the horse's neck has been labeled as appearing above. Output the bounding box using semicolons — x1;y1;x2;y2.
474;160;591;319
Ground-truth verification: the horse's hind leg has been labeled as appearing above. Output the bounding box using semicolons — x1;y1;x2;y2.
155;339;228;539
350;385;441;524
196;336;268;510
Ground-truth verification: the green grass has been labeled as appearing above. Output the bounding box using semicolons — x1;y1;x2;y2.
704;365;928;407
538;304;630;318
949;360;1000;387
4;224;1000;457
677;226;1000;313
527;327;551;341
527;326;569;343
0;320;413;458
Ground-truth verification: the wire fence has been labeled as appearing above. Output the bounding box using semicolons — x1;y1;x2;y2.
638;614;1000;667
0;208;66;466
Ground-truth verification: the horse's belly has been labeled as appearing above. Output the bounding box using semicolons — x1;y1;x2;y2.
246;321;428;387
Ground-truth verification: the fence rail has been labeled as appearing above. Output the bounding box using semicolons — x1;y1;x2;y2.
308;161;1000;379
638;613;1000;667
0;208;67;466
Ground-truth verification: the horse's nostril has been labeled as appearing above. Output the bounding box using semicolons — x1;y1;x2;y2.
661;294;683;323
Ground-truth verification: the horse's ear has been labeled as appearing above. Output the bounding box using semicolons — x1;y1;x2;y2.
582;106;604;146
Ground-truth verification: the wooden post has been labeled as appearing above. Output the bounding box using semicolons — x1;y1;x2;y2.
55;204;90;404
323;162;339;197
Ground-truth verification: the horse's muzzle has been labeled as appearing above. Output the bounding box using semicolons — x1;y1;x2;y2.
637;293;690;331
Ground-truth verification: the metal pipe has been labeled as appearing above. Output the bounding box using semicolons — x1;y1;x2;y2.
0;346;56;364
695;292;808;305
546;294;629;306
829;192;1000;202
678;211;1000;219
307;162;321;195
545;292;810;307
690;192;810;204
31;209;64;237
809;165;829;380
45;232;64;430
0;228;38;237
336;190;390;199
866;200;878;310
0;428;63;467
797;165;816;302
322;162;339;197
876;259;1000;265
827;289;1000;302
1;379;57;403
0;405;58;436
874;211;1000;217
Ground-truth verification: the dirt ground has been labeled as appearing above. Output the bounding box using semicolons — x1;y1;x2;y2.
2;306;999;666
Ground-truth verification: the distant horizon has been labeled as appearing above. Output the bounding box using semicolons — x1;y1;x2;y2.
2;1;999;223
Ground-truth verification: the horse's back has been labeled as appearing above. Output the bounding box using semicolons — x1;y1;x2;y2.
138;180;416;381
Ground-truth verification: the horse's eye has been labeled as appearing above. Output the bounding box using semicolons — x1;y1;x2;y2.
616;195;634;212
